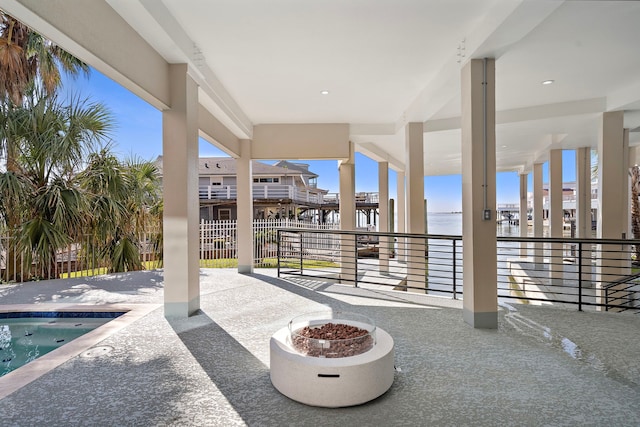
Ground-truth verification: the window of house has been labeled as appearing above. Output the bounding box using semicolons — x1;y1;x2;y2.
253;177;279;183
218;209;231;220
210;177;223;186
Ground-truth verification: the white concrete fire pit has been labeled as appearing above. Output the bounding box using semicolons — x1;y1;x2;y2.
270;311;394;407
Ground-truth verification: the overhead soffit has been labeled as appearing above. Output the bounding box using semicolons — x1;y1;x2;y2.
10;0;640;174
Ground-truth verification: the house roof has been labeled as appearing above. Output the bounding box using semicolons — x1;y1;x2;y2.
155;156;304;176
273;160;319;179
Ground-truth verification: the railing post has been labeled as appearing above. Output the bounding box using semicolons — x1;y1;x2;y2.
298;232;303;275
354;231;359;288
277;230;281;277
452;239;457;299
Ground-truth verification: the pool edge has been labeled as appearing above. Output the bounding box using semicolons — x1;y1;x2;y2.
0;303;160;400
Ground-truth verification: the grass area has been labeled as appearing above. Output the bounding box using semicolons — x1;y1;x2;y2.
58;258;339;278
199;259;237;268
59;260;163;278
261;258;339;269
61;267;107;278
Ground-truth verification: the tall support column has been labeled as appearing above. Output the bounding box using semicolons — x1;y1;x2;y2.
629;145;639;239
378;162;390;273
575;147;592;284
597;111;630;306
396;171;406;263
623;129;631;237
549;149;563;283
405;123;426;293
461;58;497;329
237;139;254;273
339;143;356;284
519;173;528;257
162;64;200;318
630;146;640;168
533;162;544;266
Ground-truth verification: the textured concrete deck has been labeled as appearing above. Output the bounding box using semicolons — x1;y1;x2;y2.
0;269;639;426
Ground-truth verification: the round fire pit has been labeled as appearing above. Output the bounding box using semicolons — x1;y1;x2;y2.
270;311;394;407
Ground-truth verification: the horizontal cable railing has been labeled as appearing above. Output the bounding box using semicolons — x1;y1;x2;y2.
277;228;640;313
603;272;640;313
496;236;640;312
277;228;463;297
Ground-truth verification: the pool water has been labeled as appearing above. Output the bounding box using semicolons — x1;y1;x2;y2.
0;313;123;376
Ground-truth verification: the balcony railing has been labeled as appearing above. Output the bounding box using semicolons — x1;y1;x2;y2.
277;228;640;313
198;185;379;206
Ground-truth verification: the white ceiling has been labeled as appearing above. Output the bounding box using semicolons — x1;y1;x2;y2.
28;1;640;174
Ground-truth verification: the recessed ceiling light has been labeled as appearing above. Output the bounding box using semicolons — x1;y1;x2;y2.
320;90;330;95
542;80;554;85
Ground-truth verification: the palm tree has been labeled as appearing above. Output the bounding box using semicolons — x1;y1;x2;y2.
0;90;112;279
78;151;162;273
0;11;89;105
0;11;91;280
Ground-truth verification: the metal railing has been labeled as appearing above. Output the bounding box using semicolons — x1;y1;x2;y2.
276;228;640;313
604;271;640;313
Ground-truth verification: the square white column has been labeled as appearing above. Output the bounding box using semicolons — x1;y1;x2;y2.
396;171;406;263
533;162;544;266
339;143;356;284
549;149;563;283
378;162;390;273
575;147;591;238
237;139;254;273
575;147;593;284
162;64;200;318
519;173;528;257
405;122;426;293
597;111;630;306
461;58;497;329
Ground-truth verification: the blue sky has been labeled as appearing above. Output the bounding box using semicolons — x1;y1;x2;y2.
63;68;578;212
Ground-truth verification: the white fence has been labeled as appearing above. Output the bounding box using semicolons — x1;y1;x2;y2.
1;219;340;281
199;219;340;267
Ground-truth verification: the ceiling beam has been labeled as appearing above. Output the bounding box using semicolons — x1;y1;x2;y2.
355;142;405;172
136;0;253;139
424;98;607;132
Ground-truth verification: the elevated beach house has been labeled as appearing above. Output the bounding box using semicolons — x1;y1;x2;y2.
155;156;328;221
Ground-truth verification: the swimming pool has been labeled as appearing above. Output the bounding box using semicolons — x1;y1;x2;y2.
0;312;125;376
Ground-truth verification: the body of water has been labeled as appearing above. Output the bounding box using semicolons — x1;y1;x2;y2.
426;212;524;237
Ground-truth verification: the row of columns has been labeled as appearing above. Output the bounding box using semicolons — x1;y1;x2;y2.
523;112;631;244
519;111;632;303
161;59;633;326
160;60;500;328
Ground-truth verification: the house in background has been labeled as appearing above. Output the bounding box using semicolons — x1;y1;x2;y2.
156;156;330;221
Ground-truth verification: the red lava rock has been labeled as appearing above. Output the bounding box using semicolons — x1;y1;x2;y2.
292;322;374;358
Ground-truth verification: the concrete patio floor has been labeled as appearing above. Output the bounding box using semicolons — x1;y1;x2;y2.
0;268;638;426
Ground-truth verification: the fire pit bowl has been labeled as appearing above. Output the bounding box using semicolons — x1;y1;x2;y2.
270;310;394;407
